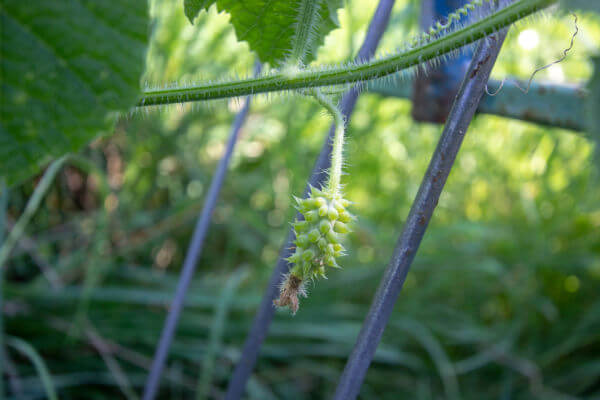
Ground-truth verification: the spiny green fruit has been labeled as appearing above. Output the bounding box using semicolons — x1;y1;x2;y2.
290;185;352;279
274;185;353;314
274;89;352;314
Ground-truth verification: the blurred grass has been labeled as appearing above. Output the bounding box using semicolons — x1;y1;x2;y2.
2;0;600;399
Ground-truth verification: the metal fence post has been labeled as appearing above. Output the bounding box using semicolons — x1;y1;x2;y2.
333;26;509;400
412;0;474;123
142;64;261;400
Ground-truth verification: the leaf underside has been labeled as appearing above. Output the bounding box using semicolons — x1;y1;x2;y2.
0;0;148;186
184;0;343;67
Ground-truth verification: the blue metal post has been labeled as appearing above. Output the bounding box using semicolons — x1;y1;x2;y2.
412;0;474;123
333;25;509;400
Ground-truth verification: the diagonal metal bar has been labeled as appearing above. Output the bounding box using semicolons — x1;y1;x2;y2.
332;27;509;400
142;64;261;400
224;1;396;399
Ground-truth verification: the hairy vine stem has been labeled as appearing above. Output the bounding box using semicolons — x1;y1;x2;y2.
310;90;345;191
139;0;554;106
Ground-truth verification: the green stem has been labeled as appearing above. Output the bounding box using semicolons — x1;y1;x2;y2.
0;179;8;399
196;268;248;400
311;90;345;193
139;0;554;106
6;336;58;400
0;156;69;271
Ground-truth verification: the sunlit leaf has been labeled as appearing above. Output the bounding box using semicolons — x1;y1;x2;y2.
184;0;343;66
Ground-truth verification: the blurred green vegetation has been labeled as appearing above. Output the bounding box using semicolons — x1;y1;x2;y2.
2;0;600;399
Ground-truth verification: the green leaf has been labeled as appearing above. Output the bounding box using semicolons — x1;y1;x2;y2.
0;0;149;186
184;0;214;24
184;0;343;66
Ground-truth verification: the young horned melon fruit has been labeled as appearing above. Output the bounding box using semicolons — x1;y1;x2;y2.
274;185;353;314
275;89;352;314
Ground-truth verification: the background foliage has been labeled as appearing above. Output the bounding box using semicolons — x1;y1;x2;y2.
2;0;600;399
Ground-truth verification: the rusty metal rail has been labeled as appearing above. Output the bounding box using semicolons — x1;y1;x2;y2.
369;78;587;132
